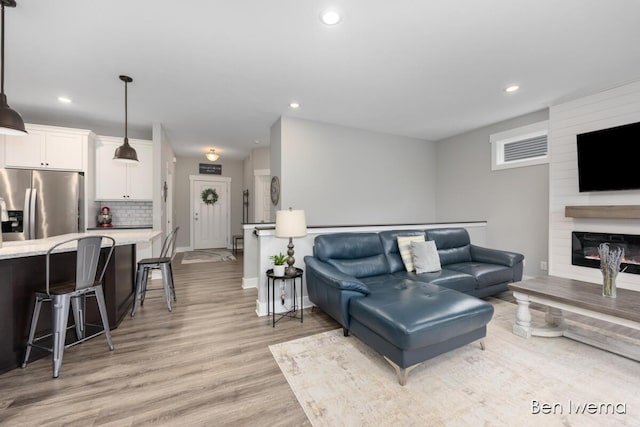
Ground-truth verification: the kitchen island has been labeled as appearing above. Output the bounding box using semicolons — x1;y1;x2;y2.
0;230;161;373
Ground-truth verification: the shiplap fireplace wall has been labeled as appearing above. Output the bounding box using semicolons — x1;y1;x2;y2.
549;80;640;293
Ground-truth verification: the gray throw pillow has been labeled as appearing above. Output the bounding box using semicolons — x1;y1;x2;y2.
411;240;441;274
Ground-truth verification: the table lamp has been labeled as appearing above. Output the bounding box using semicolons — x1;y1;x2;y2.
275;208;307;276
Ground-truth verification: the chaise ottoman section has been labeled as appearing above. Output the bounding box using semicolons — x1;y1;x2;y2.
348;280;494;385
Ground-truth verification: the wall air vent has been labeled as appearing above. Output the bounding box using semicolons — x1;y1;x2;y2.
490;120;549;171
504;134;548;162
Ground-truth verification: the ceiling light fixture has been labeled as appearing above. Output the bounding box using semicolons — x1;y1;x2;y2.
321;9;341;25
57;96;71;104
0;0;26;136
205;148;219;162
113;75;138;163
289;102;300;109
504;85;520;93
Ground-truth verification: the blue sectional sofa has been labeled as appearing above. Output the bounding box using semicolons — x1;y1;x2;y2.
304;227;524;385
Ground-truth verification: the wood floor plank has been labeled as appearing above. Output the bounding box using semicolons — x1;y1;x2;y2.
0;254;339;426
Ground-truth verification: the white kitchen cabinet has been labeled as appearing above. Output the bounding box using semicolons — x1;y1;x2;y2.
95;136;153;201
3;124;87;171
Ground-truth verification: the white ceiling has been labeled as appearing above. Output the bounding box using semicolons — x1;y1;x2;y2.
5;1;640;159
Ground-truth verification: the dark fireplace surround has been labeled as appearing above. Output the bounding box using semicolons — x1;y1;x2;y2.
572;231;640;275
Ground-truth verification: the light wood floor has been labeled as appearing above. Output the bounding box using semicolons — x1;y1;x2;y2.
0;254;339;426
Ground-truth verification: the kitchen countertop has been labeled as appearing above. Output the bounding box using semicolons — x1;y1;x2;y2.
86;225;153;230
0;230;161;260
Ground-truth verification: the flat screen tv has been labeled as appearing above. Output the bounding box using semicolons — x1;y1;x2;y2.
576;121;640;192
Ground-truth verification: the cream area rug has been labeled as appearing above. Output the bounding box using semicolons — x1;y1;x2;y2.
270;299;640;427
180;249;236;264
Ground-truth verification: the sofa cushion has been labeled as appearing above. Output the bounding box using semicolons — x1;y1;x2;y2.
349;282;494;350
445;262;514;288
425;228;472;266
393;269;477;293
397;235;426;272
411;240;441;273
313;233;390;278
360;274;398;287
379;230;426;273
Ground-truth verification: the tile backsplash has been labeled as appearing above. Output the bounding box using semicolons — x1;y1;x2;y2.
93;201;153;227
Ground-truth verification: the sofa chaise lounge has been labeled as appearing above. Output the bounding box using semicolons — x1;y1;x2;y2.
304;227;524;385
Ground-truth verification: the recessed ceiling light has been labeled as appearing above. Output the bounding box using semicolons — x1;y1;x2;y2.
321;10;341;25
289;102;300;109
504;85;520;93
57;96;72;103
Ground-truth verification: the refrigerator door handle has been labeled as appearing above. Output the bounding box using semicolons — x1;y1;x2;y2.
28;188;37;240
23;188;31;239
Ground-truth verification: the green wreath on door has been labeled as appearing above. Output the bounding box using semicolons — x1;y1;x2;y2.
201;188;219;205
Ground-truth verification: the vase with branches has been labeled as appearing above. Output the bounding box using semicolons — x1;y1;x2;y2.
598;243;624;298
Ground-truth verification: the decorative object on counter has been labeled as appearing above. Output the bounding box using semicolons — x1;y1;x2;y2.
598;242;624;298
270;252;288;277
275;208;307;276
97;206;112;228
205;148;219;161
113;75;138;163
0;0;26;136
180;248;235;264
201;188;218;205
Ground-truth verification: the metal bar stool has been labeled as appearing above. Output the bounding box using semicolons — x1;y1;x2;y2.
22;235;116;378
131;227;179;316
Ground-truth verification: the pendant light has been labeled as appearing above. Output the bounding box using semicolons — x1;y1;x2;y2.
205;148;219;162
113;75;138;162
0;0;26;136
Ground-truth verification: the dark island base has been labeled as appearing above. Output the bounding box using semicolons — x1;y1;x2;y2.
0;244;136;374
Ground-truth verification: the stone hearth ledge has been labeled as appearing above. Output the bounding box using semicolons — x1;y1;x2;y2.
0;230;162;260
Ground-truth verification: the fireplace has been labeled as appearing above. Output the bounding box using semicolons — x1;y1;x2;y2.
572;232;640;275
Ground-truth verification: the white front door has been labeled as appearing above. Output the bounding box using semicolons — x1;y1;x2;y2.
191;176;231;249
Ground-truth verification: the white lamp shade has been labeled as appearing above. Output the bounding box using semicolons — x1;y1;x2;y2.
275;209;307;238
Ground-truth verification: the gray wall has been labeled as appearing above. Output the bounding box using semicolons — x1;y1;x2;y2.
174;156;244;248
274;117;437;226
435;109;550;278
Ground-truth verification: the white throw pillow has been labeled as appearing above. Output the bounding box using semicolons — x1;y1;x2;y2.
411;240;442;274
397;235;425;272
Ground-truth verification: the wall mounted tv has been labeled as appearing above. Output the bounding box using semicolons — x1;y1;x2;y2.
576;120;640;192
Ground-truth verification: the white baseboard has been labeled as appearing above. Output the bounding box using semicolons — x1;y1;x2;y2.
176;246;192;253
255;296;312;317
243;277;258;289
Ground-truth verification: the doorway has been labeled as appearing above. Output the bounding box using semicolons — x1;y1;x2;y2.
189;175;231;249
254;169;271;223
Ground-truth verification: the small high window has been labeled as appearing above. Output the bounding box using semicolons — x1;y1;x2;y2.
490;121;548;170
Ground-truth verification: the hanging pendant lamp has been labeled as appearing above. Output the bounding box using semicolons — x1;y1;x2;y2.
113;75;138;162
0;0;26;136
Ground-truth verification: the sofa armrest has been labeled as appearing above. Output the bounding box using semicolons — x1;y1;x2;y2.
470;245;524;268
305;256;370;329
304;257;370;295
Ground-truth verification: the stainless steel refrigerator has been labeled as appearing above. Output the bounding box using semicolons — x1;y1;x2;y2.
0;168;84;241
